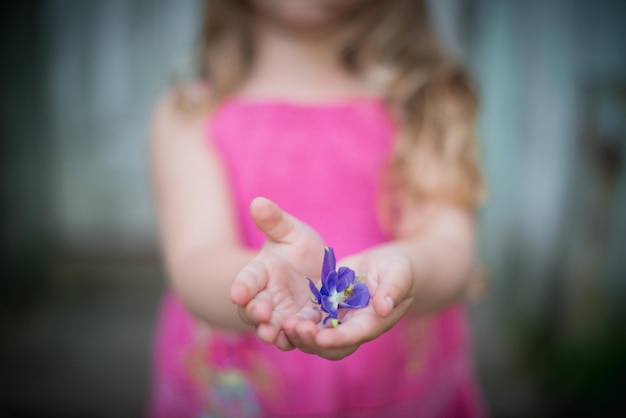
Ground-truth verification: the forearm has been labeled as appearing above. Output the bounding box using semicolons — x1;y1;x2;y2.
396;231;474;314
166;244;256;331
355;205;477;316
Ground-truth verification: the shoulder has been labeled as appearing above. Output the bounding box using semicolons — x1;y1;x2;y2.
150;82;212;145
149;82;224;172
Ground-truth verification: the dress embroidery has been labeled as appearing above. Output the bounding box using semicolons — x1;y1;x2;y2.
183;323;283;417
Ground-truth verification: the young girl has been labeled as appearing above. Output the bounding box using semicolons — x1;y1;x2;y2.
149;0;485;417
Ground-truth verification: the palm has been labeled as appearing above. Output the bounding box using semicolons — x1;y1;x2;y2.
231;197;324;345
283;247;415;360
259;247;321;321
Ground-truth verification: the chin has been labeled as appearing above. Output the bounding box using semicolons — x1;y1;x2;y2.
252;0;365;33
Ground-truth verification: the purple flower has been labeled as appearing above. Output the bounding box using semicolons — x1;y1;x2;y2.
307;247;370;328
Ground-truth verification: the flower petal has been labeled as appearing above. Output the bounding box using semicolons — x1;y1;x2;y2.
307;278;321;304
321;247;336;286
321;294;338;318
336;267;355;292
320;283;329;296
338;283;370;308
325;270;338;293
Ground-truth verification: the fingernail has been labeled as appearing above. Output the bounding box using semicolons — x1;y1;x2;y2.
386;296;394;311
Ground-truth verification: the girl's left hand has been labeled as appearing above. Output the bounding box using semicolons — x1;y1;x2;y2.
282;245;417;360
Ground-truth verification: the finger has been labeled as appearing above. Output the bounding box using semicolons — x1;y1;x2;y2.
372;264;413;318
249;197;303;244
316;318;372;348
282;305;322;354
285;316;362;360
281;302;322;347
256;322;281;344
275;330;296;351
284;325;316;355
237;306;255;327
283;316;311;353
316;297;413;349
301;329;360;360
317;345;360;361
292;303;323;323
231;259;269;306
244;290;273;323
373;290;397;318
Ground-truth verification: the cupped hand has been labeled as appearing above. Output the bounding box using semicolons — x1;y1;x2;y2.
230;197;325;349
282;245;417;360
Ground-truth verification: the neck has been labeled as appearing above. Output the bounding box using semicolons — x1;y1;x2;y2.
237;21;369;102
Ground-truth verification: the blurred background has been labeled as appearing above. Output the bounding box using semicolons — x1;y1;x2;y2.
1;0;624;416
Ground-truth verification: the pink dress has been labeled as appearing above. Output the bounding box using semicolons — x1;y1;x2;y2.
149;97;484;418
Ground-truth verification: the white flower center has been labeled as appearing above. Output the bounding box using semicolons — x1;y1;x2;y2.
327;290;343;306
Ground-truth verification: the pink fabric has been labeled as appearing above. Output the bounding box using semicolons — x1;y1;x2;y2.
149;98;484;418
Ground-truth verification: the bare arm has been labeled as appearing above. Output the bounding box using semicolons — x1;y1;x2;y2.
378;199;476;316
150;91;255;331
151;91;326;336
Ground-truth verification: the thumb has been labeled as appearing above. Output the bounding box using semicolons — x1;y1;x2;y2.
371;260;414;318
250;197;302;244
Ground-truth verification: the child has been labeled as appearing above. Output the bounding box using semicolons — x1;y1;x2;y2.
149;0;485;417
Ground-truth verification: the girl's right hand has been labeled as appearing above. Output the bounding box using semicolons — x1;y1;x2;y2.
230;197;325;350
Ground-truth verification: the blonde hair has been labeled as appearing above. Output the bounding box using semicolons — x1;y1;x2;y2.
188;0;484;213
